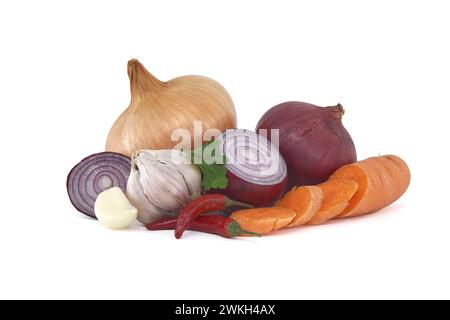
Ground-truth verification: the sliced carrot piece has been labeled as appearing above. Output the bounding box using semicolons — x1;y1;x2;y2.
306;179;358;225
275;186;323;227
230;207;296;234
330;155;410;217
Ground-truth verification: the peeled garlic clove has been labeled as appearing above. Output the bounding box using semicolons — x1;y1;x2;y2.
94;187;138;229
126;170;172;224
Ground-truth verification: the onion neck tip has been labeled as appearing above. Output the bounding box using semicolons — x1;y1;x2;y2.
327;103;345;118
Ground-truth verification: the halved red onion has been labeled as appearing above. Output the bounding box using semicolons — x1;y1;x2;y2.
67;152;131;218
216;129;288;207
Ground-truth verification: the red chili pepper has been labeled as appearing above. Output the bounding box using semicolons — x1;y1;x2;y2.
147;215;259;238
174;194;253;239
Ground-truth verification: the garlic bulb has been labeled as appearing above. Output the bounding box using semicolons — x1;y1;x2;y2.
126;149;201;224
106;59;237;157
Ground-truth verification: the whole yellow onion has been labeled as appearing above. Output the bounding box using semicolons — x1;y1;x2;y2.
106;59;237;156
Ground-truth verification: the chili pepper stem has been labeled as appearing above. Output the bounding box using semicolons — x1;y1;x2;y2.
227;221;261;237
223;197;253;209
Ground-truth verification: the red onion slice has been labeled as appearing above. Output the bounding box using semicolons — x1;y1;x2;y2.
67;152;131;218
217;129;287;185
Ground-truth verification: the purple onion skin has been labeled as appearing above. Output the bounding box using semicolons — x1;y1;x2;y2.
256;101;357;189
224;170;288;207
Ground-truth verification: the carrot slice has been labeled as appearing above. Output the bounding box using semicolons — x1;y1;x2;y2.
330;155;410;217
230;208;296;234
306;179;358;225
275;186;323;227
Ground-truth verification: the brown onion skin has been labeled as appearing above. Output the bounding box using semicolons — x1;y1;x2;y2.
221;170;288;207
256;101;357;189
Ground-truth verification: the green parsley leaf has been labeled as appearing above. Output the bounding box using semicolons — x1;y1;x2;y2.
189;140;228;191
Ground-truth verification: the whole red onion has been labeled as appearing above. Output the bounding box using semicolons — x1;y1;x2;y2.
256;101;357;189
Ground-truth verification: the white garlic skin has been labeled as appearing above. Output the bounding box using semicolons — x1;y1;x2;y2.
126;149;201;224
126;170;173;224
94;187;138;230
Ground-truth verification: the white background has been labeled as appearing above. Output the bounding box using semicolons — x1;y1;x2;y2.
1;0;449;300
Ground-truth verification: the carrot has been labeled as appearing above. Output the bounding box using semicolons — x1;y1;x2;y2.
275;186;323;227
330;155;410;217
306;179;358;225
230;207;297;234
